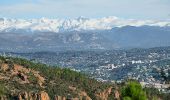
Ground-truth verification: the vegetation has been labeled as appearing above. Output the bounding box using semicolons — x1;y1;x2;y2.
160;68;170;84
144;87;170;100
0;56;111;99
0;56;169;100
0;83;7;96
121;81;147;100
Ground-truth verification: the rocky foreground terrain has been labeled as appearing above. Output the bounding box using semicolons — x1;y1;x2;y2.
0;56;169;100
0;56;120;100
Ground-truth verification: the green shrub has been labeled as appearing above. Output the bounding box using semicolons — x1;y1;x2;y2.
121;81;147;100
28;72;37;84
0;83;7;96
123;96;132;100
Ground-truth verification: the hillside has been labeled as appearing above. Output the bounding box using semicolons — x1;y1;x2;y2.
0;56;169;100
0;56;118;100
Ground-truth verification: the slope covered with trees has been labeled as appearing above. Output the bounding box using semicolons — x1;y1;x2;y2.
0;56;169;100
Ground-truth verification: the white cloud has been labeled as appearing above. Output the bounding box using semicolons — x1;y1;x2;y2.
0;0;169;19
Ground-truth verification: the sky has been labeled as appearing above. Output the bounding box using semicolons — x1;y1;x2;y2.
0;0;170;20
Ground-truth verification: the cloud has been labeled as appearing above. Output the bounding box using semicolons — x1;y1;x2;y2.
0;0;169;19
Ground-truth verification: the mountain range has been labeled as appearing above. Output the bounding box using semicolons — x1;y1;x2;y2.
0;16;170;52
1;16;170;33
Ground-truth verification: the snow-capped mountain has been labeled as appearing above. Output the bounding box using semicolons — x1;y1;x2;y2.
0;25;170;52
0;16;170;33
0;16;170;52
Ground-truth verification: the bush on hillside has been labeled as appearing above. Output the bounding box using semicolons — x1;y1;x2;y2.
121;81;147;100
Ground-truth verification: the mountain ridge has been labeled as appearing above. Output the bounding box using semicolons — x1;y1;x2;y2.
1;16;170;33
1;25;170;52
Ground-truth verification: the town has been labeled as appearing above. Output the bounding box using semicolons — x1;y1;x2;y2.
1;47;170;93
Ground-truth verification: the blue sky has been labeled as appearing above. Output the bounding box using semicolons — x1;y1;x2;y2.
0;0;170;20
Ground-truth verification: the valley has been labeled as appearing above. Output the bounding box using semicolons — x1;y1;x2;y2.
2;47;170;93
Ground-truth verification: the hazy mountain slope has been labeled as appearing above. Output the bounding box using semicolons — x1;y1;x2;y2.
107;26;170;48
0;26;170;52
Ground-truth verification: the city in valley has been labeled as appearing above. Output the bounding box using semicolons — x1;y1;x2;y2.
2;47;170;93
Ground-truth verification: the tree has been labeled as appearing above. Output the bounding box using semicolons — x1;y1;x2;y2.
0;83;7;96
160;69;167;81
121;81;147;100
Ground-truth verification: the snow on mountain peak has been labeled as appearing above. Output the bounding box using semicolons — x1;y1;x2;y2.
0;16;170;33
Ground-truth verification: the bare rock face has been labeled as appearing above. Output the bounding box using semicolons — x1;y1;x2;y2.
68;86;91;100
13;64;30;74
32;71;45;87
0;75;3;80
55;96;66;100
95;87;113;100
0;96;7;100
0;62;45;87
71;98;80;100
114;90;120;100
10;64;31;84
69;86;76;91
18;92;29;100
39;91;50;100
0;63;9;71
54;93;92;100
77;91;92;100
0;63;10;80
18;91;50;100
55;94;92;100
17;72;30;84
28;92;38;100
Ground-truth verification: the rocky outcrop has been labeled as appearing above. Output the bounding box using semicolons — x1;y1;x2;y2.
77;91;91;100
13;64;30;74
18;91;50;100
39;91;50;100
95;87;113;100
18;92;85;100
32;71;45;87
68;86;92;100
55;95;90;100
114;90;120;100
0;62;45;87
0;96;7;100
55;96;66;100
0;63;9;71
17;72;30;84
18;92;29;100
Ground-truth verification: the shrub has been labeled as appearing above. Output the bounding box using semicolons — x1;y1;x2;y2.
0;83;7;96
123;96;132;100
121;81;147;100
